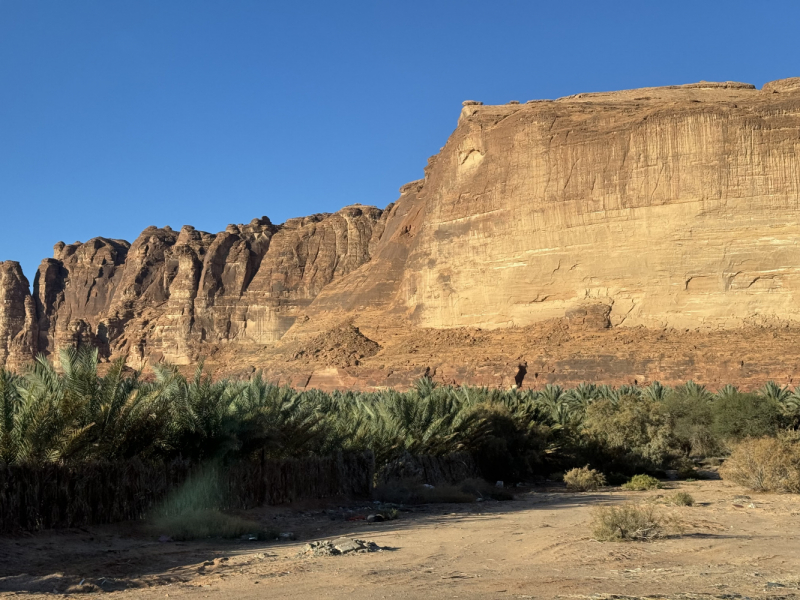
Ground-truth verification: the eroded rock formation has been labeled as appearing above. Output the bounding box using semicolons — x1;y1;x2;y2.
0;262;37;371
2;78;800;389
10;206;386;368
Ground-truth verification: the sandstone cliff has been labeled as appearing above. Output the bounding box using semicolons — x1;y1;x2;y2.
309;79;800;333
2;78;800;389
12;206;386;369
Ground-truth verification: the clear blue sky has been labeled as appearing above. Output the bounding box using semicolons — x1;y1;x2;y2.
1;0;798;285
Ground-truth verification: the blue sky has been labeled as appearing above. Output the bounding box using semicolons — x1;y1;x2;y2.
1;0;798;284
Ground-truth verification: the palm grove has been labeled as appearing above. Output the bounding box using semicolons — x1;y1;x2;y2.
2;348;799;486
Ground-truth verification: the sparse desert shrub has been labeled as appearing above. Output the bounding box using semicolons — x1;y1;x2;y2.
719;434;800;492
712;393;781;443
591;502;676;541
564;466;606;491
621;474;662;491
666;491;694;506
602;471;628;486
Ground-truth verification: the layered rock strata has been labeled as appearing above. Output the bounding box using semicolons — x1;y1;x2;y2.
2;78;800;389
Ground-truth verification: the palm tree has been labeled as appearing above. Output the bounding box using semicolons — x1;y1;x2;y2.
679;380;712;402
715;383;739;400
760;381;790;403
0;368;21;463
642;381;669;402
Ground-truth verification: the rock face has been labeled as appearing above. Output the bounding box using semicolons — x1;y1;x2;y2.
0;262;37;371
11;206;386;368
2;78;800;389
311;79;800;332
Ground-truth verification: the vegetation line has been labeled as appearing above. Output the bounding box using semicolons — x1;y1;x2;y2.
1;348;799;483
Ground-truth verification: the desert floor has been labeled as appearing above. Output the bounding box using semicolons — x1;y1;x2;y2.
2;479;799;599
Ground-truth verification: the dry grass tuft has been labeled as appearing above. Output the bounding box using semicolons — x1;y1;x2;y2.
591;502;681;541
564;466;606;491
665;491;694;506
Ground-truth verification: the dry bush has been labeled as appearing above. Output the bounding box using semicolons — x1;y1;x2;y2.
621;474;662;491
564;466;606;491
592;502;680;541
719;435;800;492
666;491;694;506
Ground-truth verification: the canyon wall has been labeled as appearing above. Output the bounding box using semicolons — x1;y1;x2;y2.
2;78;800;389
4;206;386;369
308;79;800;333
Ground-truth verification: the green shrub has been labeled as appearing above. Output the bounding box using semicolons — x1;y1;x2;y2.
621;474;662;491
712;393;781;442
719;434;800;492
564;466;606;491
583;395;675;472
591;502;675;541
663;390;719;457
666;491;694;506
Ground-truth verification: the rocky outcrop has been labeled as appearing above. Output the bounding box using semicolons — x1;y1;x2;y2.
3;78;800;390
0;262;37;371
3;206;385;369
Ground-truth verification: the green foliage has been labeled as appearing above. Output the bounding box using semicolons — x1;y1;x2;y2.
582;395;675;472
0;348;795;488
711;392;781;442
0;369;21;463
147;462;273;540
621;474;662;490
663;389;719;457
564;466;606;491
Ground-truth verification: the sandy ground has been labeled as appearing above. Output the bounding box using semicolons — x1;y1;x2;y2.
2;480;800;599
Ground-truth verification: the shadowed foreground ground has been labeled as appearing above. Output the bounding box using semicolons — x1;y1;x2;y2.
1;480;799;599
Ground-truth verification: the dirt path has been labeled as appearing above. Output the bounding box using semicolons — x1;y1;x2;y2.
2;480;799;599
